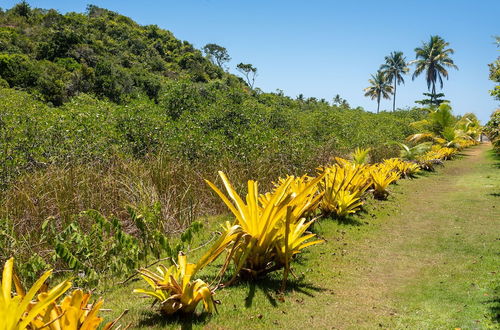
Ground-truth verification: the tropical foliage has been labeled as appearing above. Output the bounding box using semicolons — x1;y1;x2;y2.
195;172;324;284
489;36;500;101
410;35;458;105
382;158;420;178
134;253;216;315
0;257;117;330
364;70;393;113
407;103;480;148
351;147;372;165
28;289;115;330
394;142;433;161
0;258;71;330
319;162;371;217
380;51;409;112
369;164;400;200
0;4;228;105
0;3;487;328
484;110;500;151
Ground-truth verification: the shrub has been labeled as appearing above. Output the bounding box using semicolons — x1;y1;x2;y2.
484;109;500;151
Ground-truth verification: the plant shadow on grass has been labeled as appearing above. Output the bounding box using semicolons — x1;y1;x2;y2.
318;213;364;227
485;285;500;324
337;214;364;226
414;170;435;178
239;275;327;308
137;310;211;330
489;150;500;168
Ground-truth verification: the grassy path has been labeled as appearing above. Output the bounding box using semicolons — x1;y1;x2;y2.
288;143;500;329
106;144;499;329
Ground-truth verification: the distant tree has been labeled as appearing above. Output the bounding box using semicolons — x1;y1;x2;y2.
411;35;458;104
306;97;318;104
236;63;257;89
489;36;500;101
86;4;112;18
380;51;408;112
364;71;393;114
332;94;350;108
203;43;231;69
414;92;448;106
11;1;31;18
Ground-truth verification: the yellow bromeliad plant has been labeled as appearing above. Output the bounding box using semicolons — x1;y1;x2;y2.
318;163;371;217
134;252;216;315
419;146;456;166
0;258;72;330
369;164;400;200
455;138;478;148
382;158;421;178
416;153;443;171
433;146;457;160
265;174;323;218
195;171;324;284
351;147;371;165
29;289;115;330
1;258;118;330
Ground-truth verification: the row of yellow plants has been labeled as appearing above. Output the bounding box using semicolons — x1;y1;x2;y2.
131;152;424;314
132;145;464;316
3;141;477;326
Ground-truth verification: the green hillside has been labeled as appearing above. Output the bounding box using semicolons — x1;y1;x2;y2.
0;3;234;105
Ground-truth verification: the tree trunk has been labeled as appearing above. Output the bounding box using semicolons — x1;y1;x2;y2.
393;78;397;112
431;82;436;105
377;94;380;114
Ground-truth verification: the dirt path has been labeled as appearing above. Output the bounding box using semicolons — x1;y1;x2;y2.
297;144;500;329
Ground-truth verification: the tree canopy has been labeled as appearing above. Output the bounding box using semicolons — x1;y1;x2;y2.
364;70;393;113
0;4;231;105
203;43;231;69
380;51;409;112
236;63;257;89
411;35;458;104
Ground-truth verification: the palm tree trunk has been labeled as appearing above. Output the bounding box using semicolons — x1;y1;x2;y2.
431;82;436;105
393;78;397;112
377;94;380;114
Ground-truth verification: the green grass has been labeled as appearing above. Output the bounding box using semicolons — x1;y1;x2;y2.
392;148;500;329
99;144;499;329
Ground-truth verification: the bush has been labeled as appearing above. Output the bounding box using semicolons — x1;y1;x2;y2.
484;109;500;151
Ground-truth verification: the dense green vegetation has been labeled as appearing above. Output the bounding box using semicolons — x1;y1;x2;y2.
0;3;233;105
0;2;430;293
0;3;495;330
484;109;500;151
485;36;500;151
489;36;500;101
0;85;426;284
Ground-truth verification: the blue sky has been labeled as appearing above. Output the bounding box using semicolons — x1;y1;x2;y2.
3;0;499;123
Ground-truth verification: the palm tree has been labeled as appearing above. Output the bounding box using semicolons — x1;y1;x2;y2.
380;51;409;112
364;71;393;114
411;35;458;104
